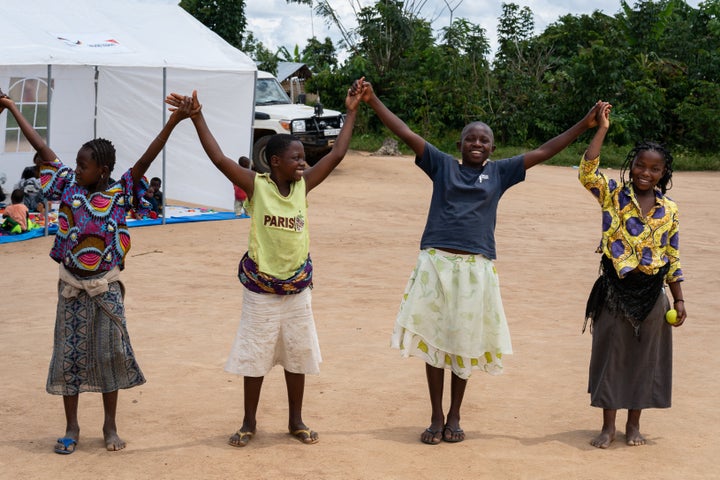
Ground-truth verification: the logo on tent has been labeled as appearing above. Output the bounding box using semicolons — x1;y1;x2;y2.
55;34;130;52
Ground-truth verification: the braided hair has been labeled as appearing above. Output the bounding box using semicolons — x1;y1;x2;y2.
620;140;674;194
80;138;116;174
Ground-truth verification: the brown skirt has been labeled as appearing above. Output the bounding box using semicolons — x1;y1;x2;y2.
588;291;672;410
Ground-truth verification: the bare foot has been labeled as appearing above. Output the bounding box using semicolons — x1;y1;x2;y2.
104;428;126;451
626;423;646;446
590;427;616;449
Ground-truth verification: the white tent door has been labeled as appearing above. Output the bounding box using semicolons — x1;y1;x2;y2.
98;67;253;210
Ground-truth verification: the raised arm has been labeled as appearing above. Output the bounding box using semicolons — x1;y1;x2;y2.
131;94;194;184
303;78;365;192
168;91;255;197
523;101;608;170
584;103;611;161
357;81;426;157
0;91;57;164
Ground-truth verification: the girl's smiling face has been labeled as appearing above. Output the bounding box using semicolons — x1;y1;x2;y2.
630;150;666;192
273;140;306;182
458;123;496;168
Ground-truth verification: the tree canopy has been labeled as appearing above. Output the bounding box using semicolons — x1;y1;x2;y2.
184;0;720;154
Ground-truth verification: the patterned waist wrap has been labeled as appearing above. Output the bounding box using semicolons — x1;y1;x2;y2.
584;254;669;339
238;251;313;295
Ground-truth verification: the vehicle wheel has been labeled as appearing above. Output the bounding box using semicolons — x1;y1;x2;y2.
252;136;272;173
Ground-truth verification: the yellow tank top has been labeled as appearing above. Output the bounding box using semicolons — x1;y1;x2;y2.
247;174;309;280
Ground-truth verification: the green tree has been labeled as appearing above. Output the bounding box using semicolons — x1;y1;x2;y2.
492;3;543;144
302;37;338;72
674;80;720;151
241;32;279;74
179;0;247;49
535;11;626;139
354;0;425;78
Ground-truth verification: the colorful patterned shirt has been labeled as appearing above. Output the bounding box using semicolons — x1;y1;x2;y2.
579;154;683;283
41;159;150;272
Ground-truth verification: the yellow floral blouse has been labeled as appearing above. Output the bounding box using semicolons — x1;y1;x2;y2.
579;154;683;283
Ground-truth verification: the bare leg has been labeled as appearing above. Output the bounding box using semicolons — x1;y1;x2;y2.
285;370;318;444
443;373;467;442
626;409;646;446
55;394;80;452
591;408;617;448
421;364;444;445
229;376;263;447
102;390;125;451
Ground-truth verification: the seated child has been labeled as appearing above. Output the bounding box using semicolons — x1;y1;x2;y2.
2;188;30;233
143;177;164;214
16;164;44;213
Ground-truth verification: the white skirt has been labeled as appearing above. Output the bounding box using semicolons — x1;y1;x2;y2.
225;288;322;376
391;248;513;379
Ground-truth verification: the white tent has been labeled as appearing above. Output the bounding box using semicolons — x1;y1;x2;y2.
0;0;256;211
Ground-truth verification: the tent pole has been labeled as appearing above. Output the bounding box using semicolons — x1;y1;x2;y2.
93;66;99;138
161;68;167;225
43;65;53;237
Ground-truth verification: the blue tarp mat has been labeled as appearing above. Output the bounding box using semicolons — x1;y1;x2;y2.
0;211;245;245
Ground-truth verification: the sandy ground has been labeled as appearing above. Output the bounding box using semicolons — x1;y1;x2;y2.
1;151;718;480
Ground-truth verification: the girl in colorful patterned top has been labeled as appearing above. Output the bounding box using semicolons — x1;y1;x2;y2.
0;90;196;454
166;82;362;448
580;102;686;449
352;80;608;445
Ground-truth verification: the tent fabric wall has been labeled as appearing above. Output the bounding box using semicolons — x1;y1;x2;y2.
0;0;256;211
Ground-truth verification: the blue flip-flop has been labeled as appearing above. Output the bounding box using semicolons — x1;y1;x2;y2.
54;437;77;454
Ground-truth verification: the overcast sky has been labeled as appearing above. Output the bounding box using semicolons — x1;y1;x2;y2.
245;0;703;61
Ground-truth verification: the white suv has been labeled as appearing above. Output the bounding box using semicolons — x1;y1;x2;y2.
252;71;344;172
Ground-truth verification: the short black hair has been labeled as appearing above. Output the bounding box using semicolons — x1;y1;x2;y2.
11;188;25;204
21;166;36;180
266;134;301;161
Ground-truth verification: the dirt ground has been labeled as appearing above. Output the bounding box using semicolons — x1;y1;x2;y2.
1;151;718;480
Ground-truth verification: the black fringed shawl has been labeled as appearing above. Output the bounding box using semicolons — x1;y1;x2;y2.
584;254;669;339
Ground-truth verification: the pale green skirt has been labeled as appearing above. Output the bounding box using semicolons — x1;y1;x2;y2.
391;248;513;379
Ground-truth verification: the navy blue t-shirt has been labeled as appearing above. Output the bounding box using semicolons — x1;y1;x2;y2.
417;143;526;259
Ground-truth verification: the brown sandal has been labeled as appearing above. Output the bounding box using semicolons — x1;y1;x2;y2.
228;429;255;447
289;428;319;444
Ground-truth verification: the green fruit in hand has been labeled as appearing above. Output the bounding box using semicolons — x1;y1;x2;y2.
665;308;678;325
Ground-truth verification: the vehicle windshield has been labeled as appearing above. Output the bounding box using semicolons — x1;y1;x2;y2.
255;78;291;106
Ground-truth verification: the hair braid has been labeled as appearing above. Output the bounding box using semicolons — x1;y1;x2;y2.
81;138;116;174
620;140;674;193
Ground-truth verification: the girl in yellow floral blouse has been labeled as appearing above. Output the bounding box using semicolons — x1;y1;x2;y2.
579;102;686;449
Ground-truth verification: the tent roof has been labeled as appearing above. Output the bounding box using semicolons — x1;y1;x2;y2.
0;0;256;71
